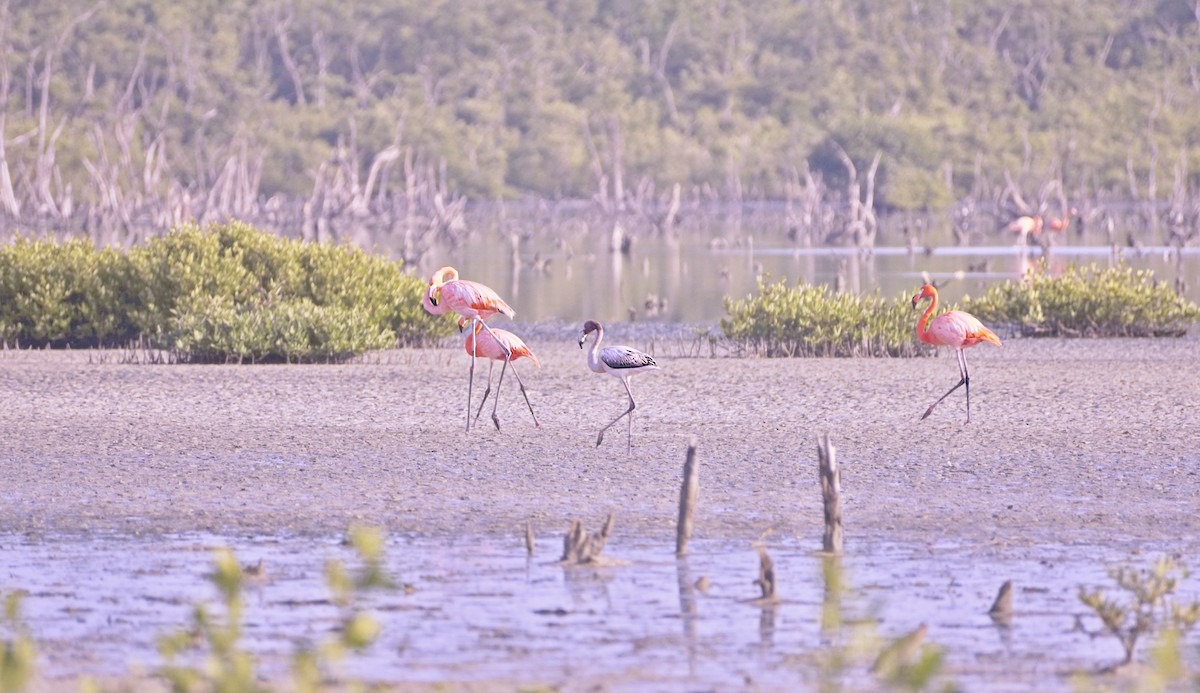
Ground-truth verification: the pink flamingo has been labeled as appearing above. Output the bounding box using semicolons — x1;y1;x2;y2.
422;266;515;431
912;284;1002;423
463;320;540;431
1045;207;1078;232
1005;214;1043;244
578;320;659;453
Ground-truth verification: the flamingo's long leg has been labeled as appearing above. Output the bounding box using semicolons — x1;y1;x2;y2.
508;364;539;427
920;378;966;420
921;348;971;422
466;318;478;432
961;349;972;423
597;377;636;450
473;360;495;426
489;349;513;431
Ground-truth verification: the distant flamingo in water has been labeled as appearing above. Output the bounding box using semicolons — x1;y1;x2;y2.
912;284;1002;423
462;319;540;431
1045;207;1078;232
422;266;515;431
578;320;659;453
1005;214;1043;244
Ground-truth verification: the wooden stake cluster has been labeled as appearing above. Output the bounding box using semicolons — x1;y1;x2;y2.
560;514;615;564
818;433;843;554
675;438;700;556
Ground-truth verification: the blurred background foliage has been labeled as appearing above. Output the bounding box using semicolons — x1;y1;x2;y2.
2;0;1200;217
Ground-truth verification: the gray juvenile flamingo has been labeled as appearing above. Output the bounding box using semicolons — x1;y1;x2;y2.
578;320;660;453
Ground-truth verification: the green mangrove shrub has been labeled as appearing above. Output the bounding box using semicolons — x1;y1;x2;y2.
0;223;453;360
964;263;1200;337
0;237;140;347
721;278;921;357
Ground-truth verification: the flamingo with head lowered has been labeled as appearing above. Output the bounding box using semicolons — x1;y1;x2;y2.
422;266;515;431
912;284;1002;423
462;318;540;431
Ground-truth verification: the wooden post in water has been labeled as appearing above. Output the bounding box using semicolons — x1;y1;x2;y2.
676;438;700;556
753;545;779;603
525;519;535;557
989;580;1014;623
818;433;843;554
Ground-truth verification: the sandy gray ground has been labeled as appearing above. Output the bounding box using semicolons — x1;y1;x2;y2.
4;327;1200;692
3;326;1199;546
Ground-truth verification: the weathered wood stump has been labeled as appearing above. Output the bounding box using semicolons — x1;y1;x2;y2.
560;514;615;565
751;545;780;604
676;439;700;556
818;433;843;554
989;579;1014;623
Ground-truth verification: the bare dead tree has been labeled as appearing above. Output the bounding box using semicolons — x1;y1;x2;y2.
273;3;307;106
0;18;20;218
833;143;881;249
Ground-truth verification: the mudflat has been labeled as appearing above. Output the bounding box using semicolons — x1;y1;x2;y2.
3;327;1198;547
4;326;1200;692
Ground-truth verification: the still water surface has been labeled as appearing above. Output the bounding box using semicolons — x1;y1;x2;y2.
5;532;1193;691
391;214;1200;324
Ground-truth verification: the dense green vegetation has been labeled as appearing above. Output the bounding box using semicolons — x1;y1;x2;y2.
2;0;1200;219
964;263;1200;337
0;223;452;361
722;266;1200;356
721;279;920;357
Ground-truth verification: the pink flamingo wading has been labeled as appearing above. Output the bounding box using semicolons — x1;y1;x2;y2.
422;266;515;431
912;284;1002;423
578;320;659;453
463;319;540;431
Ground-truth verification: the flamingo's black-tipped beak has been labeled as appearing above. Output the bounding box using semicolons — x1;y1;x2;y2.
912;296;919;310
429;295;439;307
578;335;585;349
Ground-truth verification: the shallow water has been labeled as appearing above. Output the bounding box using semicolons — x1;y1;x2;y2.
5;532;1195;691
403;223;1200;324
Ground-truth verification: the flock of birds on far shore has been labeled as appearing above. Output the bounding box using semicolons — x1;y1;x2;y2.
421;263;1003;449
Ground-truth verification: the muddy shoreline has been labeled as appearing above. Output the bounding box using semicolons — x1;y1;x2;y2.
4;328;1199;546
4;328;1200;691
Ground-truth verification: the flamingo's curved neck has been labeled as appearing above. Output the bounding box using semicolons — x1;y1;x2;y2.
586;326;605;372
917;292;939;343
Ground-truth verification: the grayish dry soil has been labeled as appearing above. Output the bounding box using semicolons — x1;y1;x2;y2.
3;328;1200;692
4;329;1198;547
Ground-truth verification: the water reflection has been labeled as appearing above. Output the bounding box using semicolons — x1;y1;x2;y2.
8;534;1199;690
675;556;699;675
397;213;1200;323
